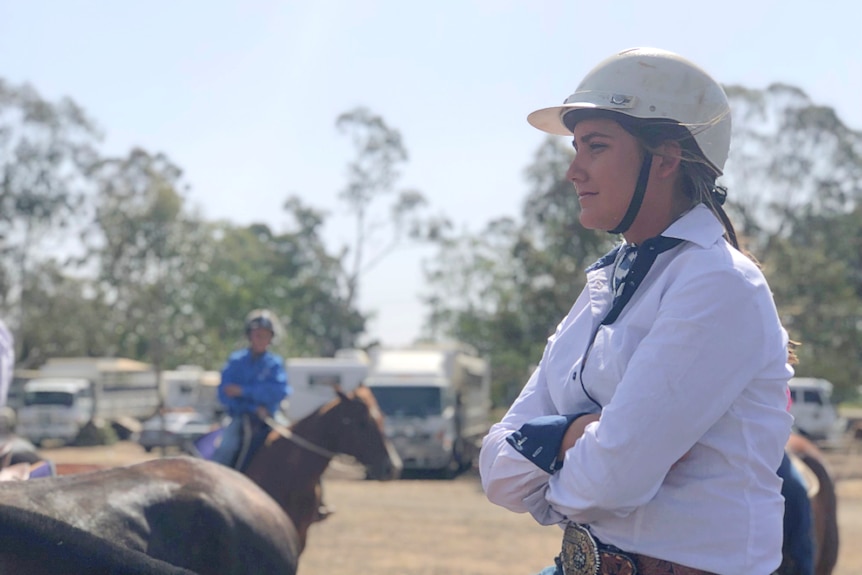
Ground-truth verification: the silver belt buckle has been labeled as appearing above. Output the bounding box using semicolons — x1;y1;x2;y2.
560;523;600;575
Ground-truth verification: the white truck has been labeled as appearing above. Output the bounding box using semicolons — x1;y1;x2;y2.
161;365;221;415
364;344;491;477
789;377;844;442
15;357;160;445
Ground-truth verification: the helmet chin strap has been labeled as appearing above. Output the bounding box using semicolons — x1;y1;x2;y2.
608;152;653;236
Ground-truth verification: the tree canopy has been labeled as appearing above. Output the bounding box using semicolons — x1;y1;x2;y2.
0;77;859;408
0;85;412;370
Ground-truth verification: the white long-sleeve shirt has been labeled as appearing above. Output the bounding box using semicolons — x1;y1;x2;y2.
480;204;793;575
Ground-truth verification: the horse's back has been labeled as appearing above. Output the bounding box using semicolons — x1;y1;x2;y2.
0;504;198;575
0;457;299;575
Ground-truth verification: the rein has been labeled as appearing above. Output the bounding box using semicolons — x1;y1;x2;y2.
263;416;340;459
263;416;361;474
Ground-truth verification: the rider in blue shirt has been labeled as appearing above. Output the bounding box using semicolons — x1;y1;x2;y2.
212;310;290;467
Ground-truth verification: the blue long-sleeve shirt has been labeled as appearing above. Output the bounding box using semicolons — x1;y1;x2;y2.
218;348;290;417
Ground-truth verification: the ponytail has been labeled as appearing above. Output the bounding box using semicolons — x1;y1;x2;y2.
680;161;740;250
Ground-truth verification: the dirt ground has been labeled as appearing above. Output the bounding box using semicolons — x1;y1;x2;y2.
36;441;862;575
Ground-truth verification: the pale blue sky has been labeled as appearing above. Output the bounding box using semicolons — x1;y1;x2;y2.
2;1;860;347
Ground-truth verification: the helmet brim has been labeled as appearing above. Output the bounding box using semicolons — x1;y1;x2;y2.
530;102;646;136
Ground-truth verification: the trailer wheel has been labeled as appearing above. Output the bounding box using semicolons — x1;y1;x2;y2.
440;440;466;479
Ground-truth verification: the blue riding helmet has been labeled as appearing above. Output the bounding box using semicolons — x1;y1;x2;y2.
245;315;275;335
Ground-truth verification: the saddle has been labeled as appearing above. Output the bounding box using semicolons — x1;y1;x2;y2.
0;435;43;464
0;441;56;481
787;452;820;498
0;460;54;481
232;414;272;472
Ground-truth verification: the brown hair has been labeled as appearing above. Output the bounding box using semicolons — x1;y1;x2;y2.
586;111;802;365
625;118;740;249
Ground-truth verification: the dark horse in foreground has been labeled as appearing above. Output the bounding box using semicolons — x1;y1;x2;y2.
0;385;402;575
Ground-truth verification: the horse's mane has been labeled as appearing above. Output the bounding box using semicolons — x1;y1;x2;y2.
314;385;379;417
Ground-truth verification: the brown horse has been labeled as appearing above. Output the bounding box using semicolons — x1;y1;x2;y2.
244;384;402;550
0;385;401;574
780;433;839;575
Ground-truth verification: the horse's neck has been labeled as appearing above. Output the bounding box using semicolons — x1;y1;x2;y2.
243;414;335;528
284;415;336;481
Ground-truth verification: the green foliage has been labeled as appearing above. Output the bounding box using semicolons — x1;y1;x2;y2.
0;80;100;349
83;149;210;369
725;83;862;402
761;207;862;402
15;260;115;367
190;205;366;365
0;89;401;372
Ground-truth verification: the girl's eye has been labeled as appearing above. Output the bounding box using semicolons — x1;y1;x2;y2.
589;143;607;152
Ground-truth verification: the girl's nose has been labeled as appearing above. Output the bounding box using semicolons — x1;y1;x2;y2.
567;155;587;184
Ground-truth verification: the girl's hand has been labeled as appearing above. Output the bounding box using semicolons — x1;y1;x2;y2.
223;384;243;397
557;413;601;460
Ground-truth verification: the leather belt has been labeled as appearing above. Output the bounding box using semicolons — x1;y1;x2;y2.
559;523;717;575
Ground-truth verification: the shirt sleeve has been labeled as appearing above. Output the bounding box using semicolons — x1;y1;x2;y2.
547;265;786;523
218;355;243;413
480;289;601;525
480;364;559;521
506;413;588;473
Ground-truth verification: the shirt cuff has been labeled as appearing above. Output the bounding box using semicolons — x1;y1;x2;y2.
505;413;589;474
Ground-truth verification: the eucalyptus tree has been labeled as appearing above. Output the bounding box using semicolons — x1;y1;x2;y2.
724;84;862;400
14;260;114;367
189;196;366;366
0;79;100;343
335;107;449;347
723;83;862;252
86;148;211;369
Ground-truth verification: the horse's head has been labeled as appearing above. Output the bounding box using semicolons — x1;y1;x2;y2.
325;385;402;481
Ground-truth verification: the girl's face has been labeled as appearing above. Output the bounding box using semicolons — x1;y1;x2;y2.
567;118;644;233
248;328;273;354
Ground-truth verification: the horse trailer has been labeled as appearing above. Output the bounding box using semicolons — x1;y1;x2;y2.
14;357;160;445
364;344;492;477
283;349;371;422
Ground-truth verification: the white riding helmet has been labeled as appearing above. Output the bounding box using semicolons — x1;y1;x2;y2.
527;47;732;176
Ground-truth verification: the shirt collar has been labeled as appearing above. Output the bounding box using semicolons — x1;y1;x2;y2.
661;203;725;248
586;204;724;272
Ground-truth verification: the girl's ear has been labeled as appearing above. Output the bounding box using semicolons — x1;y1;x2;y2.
653;141;683;179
